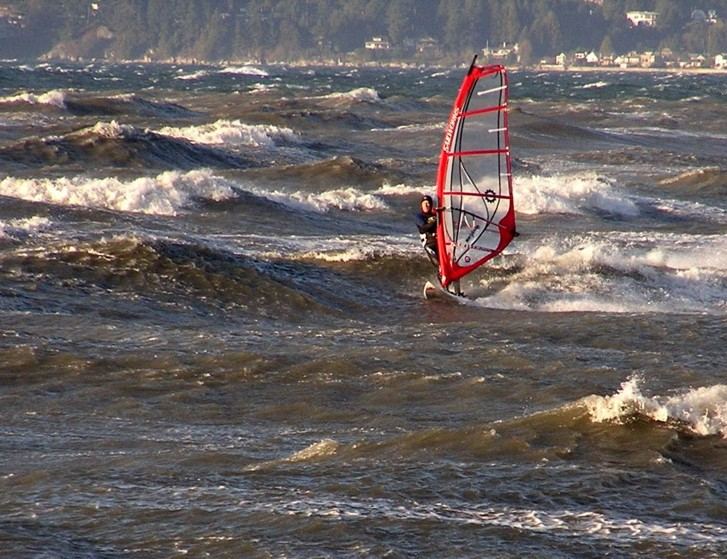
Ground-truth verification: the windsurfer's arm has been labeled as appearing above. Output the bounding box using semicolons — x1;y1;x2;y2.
415;213;437;234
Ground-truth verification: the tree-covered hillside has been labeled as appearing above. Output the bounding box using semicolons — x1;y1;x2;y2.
2;0;727;62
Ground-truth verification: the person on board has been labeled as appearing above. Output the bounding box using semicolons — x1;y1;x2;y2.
415;194;438;264
415;194;464;297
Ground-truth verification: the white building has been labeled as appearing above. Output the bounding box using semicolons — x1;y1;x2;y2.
626;11;658;27
364;37;391;50
715;54;727;69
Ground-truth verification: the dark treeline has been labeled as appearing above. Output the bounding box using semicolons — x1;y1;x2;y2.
4;0;727;62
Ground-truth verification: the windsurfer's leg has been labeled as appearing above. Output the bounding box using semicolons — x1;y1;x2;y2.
449;280;463;296
424;244;438;268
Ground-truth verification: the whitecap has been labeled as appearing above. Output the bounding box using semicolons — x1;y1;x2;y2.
473;231;727;315
157;119;299;147
320;87;381;103
175;69;210;80
586;376;727;438
259;494;727;545
373;182;426;196
291;235;416;262
218;65;269;77
0;89;67;108
249;185;388;213
0;216;52;239
517;172;639;218
0;169;236;216
579;81;610;89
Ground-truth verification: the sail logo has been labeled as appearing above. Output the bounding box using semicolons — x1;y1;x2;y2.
442;109;460;151
450;241;491;253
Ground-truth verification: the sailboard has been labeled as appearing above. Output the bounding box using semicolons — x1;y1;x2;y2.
427;56;517;297
422;279;468;303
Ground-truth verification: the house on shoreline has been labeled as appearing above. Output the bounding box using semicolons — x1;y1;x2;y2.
541;47;726;71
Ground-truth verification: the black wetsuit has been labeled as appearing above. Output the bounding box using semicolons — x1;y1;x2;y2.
415;210;438;263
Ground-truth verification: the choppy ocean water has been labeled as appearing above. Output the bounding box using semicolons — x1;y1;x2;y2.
0;61;726;558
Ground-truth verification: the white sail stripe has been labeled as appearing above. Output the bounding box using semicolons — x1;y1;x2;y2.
477;85;507;96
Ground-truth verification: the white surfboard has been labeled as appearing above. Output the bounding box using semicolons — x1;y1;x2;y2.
422;280;467;302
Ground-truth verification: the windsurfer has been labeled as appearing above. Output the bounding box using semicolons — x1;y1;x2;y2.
415;195;463;296
415;195;438;265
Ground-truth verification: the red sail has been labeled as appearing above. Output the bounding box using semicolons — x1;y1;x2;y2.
435;60;516;287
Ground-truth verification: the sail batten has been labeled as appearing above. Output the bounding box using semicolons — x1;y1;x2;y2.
435;60;516;288
445;148;508;157
477;85;507;95
463;104;508;118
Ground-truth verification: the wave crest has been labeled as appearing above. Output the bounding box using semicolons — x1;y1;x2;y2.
586;376;727;438
0;89;67;108
474;232;727;314
250;185;388;213
0;216;52;239
0;121;248;170
517;172;639;217
658;167;727;195
219;65;269;77
0;169;236;215
158;119;299;147
320;87;381;103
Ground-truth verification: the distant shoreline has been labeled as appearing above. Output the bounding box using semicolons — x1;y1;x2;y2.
532;64;727;75
20;56;727;75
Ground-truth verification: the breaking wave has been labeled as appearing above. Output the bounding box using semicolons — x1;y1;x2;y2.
219;65;269;77
517;172;639;217
0;89;67;108
158;119;299;147
0;121;248;170
586;376;727;438
579;81;610;89
473;231;727;315
0;216;52;239
247;184;389;213
0;169;236;215
259;234;416;263
319;87;381;103
0;90;194;118
175;69;210;80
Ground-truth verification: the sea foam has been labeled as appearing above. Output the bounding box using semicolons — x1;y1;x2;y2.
0;216;52;239
0;89;67;108
474;231;727;315
516;168;727;224
517;172;639;217
293;235;416;262
256;493;727;546
0;170;236;216
87;120;137;138
586;376;727;438
219;65;269;77
320;87;381;103
175;69;210;80
249;185;389;213
373;182;425;196
158;119;299;147
579;81;610;89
